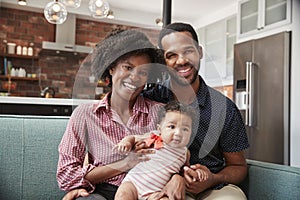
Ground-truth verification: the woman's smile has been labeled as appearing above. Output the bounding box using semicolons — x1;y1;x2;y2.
123;82;138;91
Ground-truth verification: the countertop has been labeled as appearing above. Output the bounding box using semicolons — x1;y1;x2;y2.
0;96;97;106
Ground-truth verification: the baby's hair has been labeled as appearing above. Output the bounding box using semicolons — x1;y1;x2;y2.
158;101;196;123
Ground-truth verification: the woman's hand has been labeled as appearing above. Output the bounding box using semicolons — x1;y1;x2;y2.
114;136;148;155
85;144;155;184
62;188;89;200
148;174;185;200
115;140;133;154
123;147;155;169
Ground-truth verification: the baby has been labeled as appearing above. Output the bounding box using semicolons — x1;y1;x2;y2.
114;101;208;200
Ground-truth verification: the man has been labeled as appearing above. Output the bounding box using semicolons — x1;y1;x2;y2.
63;23;249;200
142;22;249;200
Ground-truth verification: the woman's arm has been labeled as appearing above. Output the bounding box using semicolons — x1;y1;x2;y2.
57;109;91;191
85;148;155;185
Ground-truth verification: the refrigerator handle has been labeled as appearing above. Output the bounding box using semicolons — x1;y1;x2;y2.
245;62;250;126
246;61;255;127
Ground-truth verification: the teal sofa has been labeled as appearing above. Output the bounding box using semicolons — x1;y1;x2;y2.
0;115;67;200
1;114;300;200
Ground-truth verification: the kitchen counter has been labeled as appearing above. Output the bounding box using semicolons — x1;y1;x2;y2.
0;96;98;116
0;96;97;105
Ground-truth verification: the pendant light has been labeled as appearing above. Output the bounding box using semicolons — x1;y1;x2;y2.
18;0;27;6
44;0;68;24
155;18;163;26
89;0;110;19
59;0;81;9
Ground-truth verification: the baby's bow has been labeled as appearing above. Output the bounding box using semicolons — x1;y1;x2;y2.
144;132;163;149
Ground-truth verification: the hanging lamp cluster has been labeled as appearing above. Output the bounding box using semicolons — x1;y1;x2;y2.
43;0;113;24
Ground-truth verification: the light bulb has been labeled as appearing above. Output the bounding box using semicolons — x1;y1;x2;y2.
18;0;27;6
96;10;103;15
59;0;81;9
68;0;74;6
89;0;110;19
95;0;103;7
53;4;61;12
52;14;59;21
44;0;67;24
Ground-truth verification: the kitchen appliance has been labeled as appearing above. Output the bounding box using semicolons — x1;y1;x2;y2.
41;14;92;54
40;87;55;98
233;32;290;165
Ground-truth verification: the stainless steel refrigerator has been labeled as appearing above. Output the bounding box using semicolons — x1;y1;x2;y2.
233;32;290;165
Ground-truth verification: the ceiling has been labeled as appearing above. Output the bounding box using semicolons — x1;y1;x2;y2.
108;0;237;20
0;0;238;27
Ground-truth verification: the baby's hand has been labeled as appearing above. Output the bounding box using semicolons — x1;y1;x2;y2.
195;168;208;182
115;141;132;154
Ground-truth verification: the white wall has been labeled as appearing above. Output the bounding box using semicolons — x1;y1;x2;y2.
290;0;300;167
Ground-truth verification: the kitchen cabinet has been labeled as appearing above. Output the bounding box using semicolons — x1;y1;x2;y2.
197;15;236;87
238;0;291;37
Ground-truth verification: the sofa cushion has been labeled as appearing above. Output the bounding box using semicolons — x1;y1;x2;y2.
0;116;23;199
0;115;69;199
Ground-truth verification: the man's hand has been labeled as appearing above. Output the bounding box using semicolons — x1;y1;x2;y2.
62;188;89;200
184;164;214;194
148;174;185;200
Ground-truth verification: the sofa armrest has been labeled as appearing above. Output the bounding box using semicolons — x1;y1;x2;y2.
239;159;300;200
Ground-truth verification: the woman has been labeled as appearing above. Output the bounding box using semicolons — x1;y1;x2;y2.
57;29;164;200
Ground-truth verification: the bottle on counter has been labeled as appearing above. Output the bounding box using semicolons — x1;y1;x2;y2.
10;68;16;76
18;68;26;77
15;68;19;77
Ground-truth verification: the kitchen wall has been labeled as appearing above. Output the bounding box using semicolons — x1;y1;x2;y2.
0;8;55;56
0;7;159;98
214;85;233;100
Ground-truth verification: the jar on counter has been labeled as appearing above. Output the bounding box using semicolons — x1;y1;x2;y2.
7;43;16;54
22;46;27;55
27;47;33;56
16;45;22;55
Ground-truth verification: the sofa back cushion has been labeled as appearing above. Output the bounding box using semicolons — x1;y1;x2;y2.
0;115;69;199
